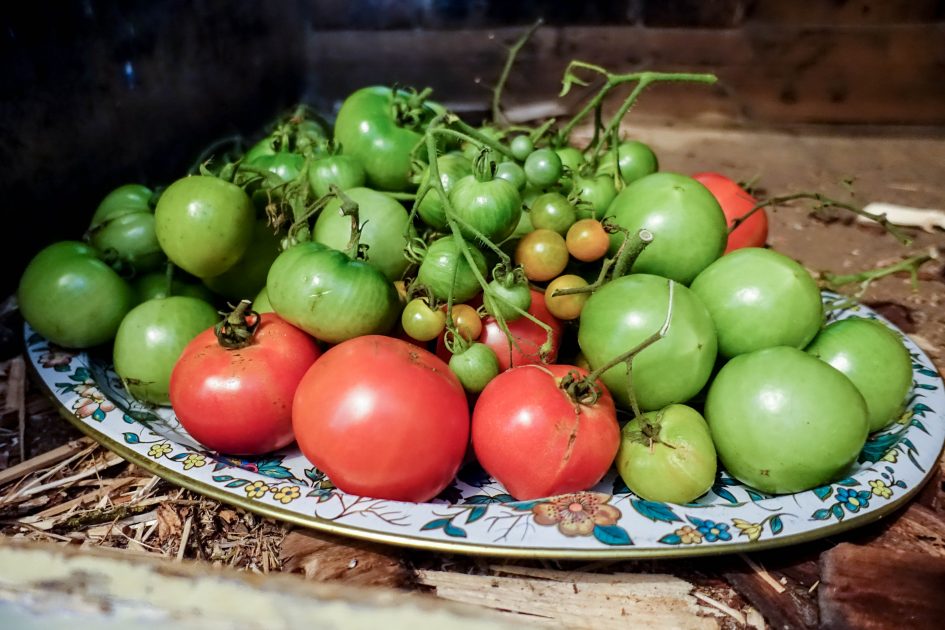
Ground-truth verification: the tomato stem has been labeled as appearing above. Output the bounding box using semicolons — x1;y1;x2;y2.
214;299;261;350
491;18;543;128
551;227;652;298
819;250;936;301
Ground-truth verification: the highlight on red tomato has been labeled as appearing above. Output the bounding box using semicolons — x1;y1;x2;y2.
169;305;321;455
292;335;470;502
478;288;564;372
692;172;768;253
472;364;620;500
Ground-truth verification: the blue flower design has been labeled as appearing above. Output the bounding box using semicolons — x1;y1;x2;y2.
836;487;871;513
696;519;732;542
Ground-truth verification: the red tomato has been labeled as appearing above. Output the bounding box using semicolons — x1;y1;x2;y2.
292;335;470;502
169;313;321;455
478;289;564;371
693;172;768;253
472;364;619;500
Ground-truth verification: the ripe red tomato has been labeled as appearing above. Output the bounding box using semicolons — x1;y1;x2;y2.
472;364;620;500
292;336;470;502
478;289;564;372
693;172;767;253
169;313;321;455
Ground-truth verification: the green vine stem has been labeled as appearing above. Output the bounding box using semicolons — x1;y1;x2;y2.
819;250;936;300
492;19;543;127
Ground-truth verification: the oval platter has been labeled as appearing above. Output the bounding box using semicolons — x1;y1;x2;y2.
24;296;945;559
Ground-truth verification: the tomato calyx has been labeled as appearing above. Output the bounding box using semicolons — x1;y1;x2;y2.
473;149;498;183
389;85;435;131
214;299;262;350
559;368;604;407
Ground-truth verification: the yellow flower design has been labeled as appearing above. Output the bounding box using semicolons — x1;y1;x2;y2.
244;480;270;499
148;443;172;458
732;518;763;542
869;479;892;499
531;492;621;537
674;525;703;544
881;449;898;463
182;454;206;470
272;485;301;504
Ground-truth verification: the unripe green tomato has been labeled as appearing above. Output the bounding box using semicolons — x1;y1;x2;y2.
308;154;366;197
555;147;585;175
253;285;274;314
495;161;527;191
571;174;617;220
416;153;472;231
598;140;659;184
524;148;563;188
483;277;531;322
529;192;577;235
806;317;913;432
616;404;717;504
89;183;153;228
133;272;216;305
690;248;824;358
449;175;522;243
510;135;534;161
449;343;500;394
113;296;219;405
706;346;869;494
89;211;165;275
203;220;281;302
417;236;488;303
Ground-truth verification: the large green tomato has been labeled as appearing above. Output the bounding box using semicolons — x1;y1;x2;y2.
155;175;255;278
266;241;400;343
449;174;522;243
308;154;366;198
416;236;487;303
605;173;726;284
88;211;165;275
203;220;281;301
89;184;153;228
133;272;216;305
313;187;410;282
615;404;717;504
334;86;443;191
690;247;823;358
578;274;717;412
706;346;869;494
112;296;218;405
18;241;135;348
416;153;472;231
806;317;913;432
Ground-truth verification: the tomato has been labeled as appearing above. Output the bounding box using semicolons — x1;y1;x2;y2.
529;192;576;235
88;211;165;275
570;174;616;220
248;152;305;183
18;241;135;348
170;311;321;455
483;273;532;321
578;274;717;412
479;288;564;371
293;336;469;502
706;346;869;494
472;364;619;500
308;154;366;198
334;86;443;191
313;187;410;281
495;161;527;191
133;271;216;305
544;274;589;320
598;140;659;184
449;342;499;394
401;297;446;342
510;135;534;161
514;229;569;282
615;404;717;504
417;236;487;303
605;172;726;284
693;172;767;253
243;136;278;163
690;247;823;358
448;303;482;341
267;241;400;343
555;147;585;175
155;175;255;278
89;184;153;228
524;148;563;188
113;296;219;405
806;317;912;432
253;285;274;314
416;153;472;231
449;172;522;243
566;218;609;262
203;220;281;301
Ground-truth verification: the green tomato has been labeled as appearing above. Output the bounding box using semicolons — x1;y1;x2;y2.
243;136;278;163
690;247;823;358
18;241;135;348
248;151;306;183
706;346;869;494
605;172;726;284
524;148;563;188
578;274;717;412
616;404;717;504
529;192;576;235
483;276;532;322
599;140;659;184
570;174;616;220
253;285;274;314
416;153;472;231
308;154;366;197
510;135;534;161
203;220;281;301
88;211;165;275
313;187;410;282
133;272;216;305
89;184;153;229
417;236;487;303
155;175;255;278
449;342;499;394
401;298;446;342
449;174;522;243
113;296;218;405
555;147;585;175
267;241;400;343
806;317;912;432
495;161;527;191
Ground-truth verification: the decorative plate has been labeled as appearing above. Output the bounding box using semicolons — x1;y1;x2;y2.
25;296;945;559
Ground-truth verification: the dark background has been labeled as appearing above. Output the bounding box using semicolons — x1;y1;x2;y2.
2;0;944;298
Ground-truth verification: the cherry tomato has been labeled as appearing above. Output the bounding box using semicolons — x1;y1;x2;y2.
448;303;483;341
495;161;527;191
566;218;609;262
479;289;564;371
449;172;522;243
693;172;767;253
417;236;487;303
806;317;912;432
598;140;659;184
514;229;569;282
570;174;616;220
544;274;589;320
170;312;321;455
293;336;469;502
401;297;446;342
510;135;535;161
524;148;563;188
415;153;472;231
483;274;532;322
472;364;620;500
706;346;869;494
529;192;577;235
449;342;499;394
690;247;823;358
555;147;585;176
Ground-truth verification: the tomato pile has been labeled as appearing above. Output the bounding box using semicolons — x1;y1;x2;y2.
18;64;915;505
